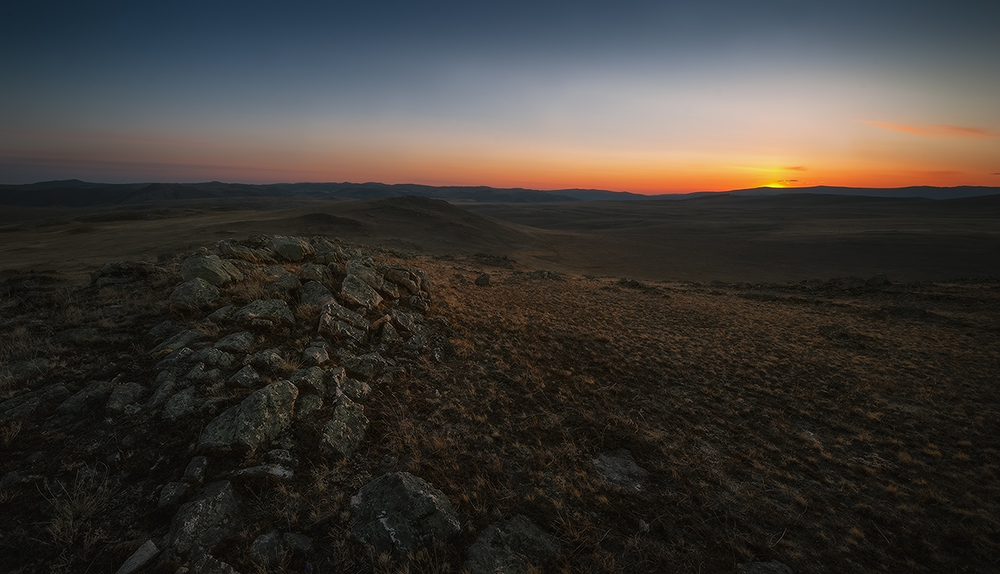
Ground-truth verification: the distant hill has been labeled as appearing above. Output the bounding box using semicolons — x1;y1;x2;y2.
0;180;997;207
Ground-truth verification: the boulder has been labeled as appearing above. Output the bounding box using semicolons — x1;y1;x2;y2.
320;395;367;458
161;387;202;421
169;278;220;311
296;394;323;419
593;449;649;491
228;365;263;388
289;366;326;395
250;530;282;566
351;472;460;557
197;381;298;452
465;515;561;574
265;271;302;297
181;255;244;286
164;481;242;557
299;262;333;284
235;299;294;328
300;280;335;307
475;272;491;286
271;236;313;262
341;274;383;310
213;331;255;353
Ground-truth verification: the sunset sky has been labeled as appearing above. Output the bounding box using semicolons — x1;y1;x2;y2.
2;1;998;193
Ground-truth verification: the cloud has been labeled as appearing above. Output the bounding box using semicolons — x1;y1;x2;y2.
864;121;997;138
783;166;807;171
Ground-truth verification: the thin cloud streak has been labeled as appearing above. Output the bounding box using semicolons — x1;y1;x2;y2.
864;121;997;138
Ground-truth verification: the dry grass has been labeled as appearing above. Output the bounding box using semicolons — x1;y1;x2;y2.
1;250;998;573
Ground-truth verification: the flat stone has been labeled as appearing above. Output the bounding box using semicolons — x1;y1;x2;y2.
271;236;313;261
341;274;383;310
181;255;244;286
213;331;255;353
114;540;159;574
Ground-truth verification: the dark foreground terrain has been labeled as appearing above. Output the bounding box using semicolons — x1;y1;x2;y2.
1;196;998;573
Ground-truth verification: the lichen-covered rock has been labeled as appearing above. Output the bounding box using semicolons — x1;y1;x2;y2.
198;381;298;452
300;280;335;307
213;331;255;353
265;271;301;297
465;515;561;574
165;481;242;557
289;367;326;396
235;299;294;328
161;387;202;421
170;278;220;311
341;274;382;310
320;395;367;458
299;263;333;284
296;394;323;419
181;255;244;286
228;364;263;388
302;342;329;365
151;329;207;355
271;236;313;262
342;352;389;380
351;472;460;557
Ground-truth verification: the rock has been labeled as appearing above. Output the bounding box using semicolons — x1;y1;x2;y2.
190;348;237;370
593;449;649;491
0;394;41;422
340;377;371;402
198;381;298;452
158;481;191;509
235;299;295;328
155;347;196;374
302;341;330;366
189;552;240;574
299;262;332;284
161;387;202;421
151;329;207;355
351;472;460;557
106;382;146;414
300;280;335;307
229;365;263;388
248;348;284;372
408;295;429;312
385;268;419;295
251;530;282;566
169;278;220;312
146;372;180;410
272;236;313;261
265;272;302;297
231;464;294;481
296;394;323;419
320;395;367;458
215;238;275;264
184;456;209;483
465;515;561;574
340;274;383;310
213;331;255;353
342;352;389;380
737;561;794;574
475;272;491;286
56;380;113;415
114;539;159;574
181;255;244;286
289;367;326;395
206;305;237;323
165;481;242;557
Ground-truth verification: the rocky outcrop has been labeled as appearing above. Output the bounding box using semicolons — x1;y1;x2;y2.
351;472;460;557
198;381;298;452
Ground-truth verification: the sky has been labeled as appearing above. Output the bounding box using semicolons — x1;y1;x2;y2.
1;1;999;193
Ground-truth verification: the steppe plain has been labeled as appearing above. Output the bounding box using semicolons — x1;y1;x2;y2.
1;193;999;573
